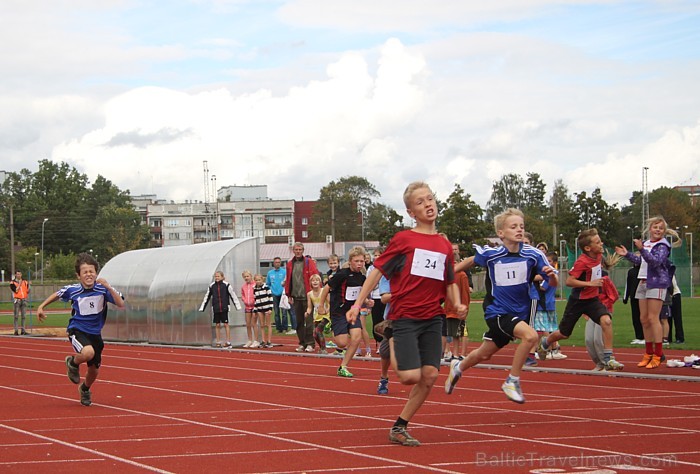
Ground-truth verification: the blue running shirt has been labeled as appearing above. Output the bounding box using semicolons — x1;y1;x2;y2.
473;243;549;320
58;283;120;335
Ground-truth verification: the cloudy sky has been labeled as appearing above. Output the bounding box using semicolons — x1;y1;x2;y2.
2;0;699;216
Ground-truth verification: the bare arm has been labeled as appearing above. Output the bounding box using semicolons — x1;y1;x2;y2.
97;278;125;308
346;270;383;324
454;256;475;274
36;293;60;322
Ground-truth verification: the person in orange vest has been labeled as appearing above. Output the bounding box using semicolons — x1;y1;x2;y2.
10;271;30;335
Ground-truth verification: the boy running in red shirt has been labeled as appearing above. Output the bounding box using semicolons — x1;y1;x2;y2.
537;229;624;371
347;181;467;447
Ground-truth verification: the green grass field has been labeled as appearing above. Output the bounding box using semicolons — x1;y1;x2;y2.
2;299;697;350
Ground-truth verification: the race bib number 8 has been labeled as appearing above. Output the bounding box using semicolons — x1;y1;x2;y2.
493;261;527;287
410;248;446;281
77;295;105;316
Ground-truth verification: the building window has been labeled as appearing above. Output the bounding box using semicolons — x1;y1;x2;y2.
302;217;308;225
302;231;308;238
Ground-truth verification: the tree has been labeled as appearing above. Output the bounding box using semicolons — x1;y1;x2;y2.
571;188;620;246
364;202;405;245
485;173;525;221
437;184;490;254
308;176;381;242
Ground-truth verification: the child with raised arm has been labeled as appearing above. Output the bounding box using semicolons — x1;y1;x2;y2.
317;246;373;376
537;229;624;370
615;216;680;368
347;181;467;447
199;270;242;347
446;209;557;403
37;253;124;406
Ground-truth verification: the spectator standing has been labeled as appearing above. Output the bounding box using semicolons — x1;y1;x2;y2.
10;271;30;335
285;242;319;351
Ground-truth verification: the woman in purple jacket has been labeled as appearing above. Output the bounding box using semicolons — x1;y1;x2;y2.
615;216;680;369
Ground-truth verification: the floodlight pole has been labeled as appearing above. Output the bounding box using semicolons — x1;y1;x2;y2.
686;232;693;298
41;218;48;284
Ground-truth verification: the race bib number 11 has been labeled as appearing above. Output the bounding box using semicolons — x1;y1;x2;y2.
410;248;446;281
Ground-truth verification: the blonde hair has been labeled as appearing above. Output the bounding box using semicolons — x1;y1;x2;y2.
403;181;432;209
602;250;622;270
327;253;339;262
348;245;367;260
254;273;264;281
241;270;252;277
643;216;682;248
309;274;322;285
494;208;524;233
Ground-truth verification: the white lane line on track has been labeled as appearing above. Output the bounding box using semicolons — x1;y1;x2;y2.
0;422;172;473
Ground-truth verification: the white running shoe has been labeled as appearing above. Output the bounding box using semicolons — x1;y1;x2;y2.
251;341;260;348
295;345;305;352
305;346;315;352
444;359;462;395
630;339;645;345
243;341;252;348
501;378;525;404
550;351;568;360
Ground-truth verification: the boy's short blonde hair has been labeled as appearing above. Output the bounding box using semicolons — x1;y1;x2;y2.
241;269;252;277
328;253;339;262
493;208;524;234
577;228;598;250
403;181;432;209
348;245;367;260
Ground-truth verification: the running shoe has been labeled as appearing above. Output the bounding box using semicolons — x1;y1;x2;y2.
605;358;625;371
377;377;389;395
592;364;606;371
535;336;549;362
65;356;80;384
389;426;420;447
251;341;260;348
337;366;353;378
20;329;28;335
305;345;315;352
645;354;662;369
78;383;92;406
524;356;538;367
295;345;305;352
444;359;462;395
549;350;568;360
373;320;392;337
243;340;253;348
501;378;525;404
629;339;645;345
637;353;653;368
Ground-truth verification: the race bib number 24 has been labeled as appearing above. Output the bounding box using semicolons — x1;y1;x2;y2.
410;248;446;281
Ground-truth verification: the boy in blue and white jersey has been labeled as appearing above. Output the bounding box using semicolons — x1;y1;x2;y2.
445;208;557;403
38;253;124;406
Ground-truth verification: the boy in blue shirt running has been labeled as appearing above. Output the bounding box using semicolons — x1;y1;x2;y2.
445;208;557;403
37;253;124;406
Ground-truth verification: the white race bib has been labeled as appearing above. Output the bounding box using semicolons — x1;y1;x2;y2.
493;260;527;287
77;295;105;316
345;286;361;301
591;264;602;281
410;248;446;281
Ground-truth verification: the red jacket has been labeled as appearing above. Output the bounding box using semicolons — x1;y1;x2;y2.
599;276;619;313
285;256;319;298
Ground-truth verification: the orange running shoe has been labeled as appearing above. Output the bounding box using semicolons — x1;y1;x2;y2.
637;354;653;368
645;354;662;369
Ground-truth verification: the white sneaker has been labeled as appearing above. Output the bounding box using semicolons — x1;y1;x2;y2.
305;346;315;352
243;341;252;348
684;354;700;364
286;330;297;335
666;359;685;368
630;339;645;345
501;378;525;404
295;345;305;352
251;341;260;348
550;351;568;360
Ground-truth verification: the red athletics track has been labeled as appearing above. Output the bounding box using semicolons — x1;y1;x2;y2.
1;336;699;474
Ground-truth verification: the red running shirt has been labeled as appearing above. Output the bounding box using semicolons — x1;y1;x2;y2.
373;230;455;320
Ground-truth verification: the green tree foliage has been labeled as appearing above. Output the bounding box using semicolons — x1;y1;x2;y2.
1;160;150;271
308;176;380;242
364;202;405;245
437;184;490;254
47;252;79;280
485;173;525;221
571;188;621;245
